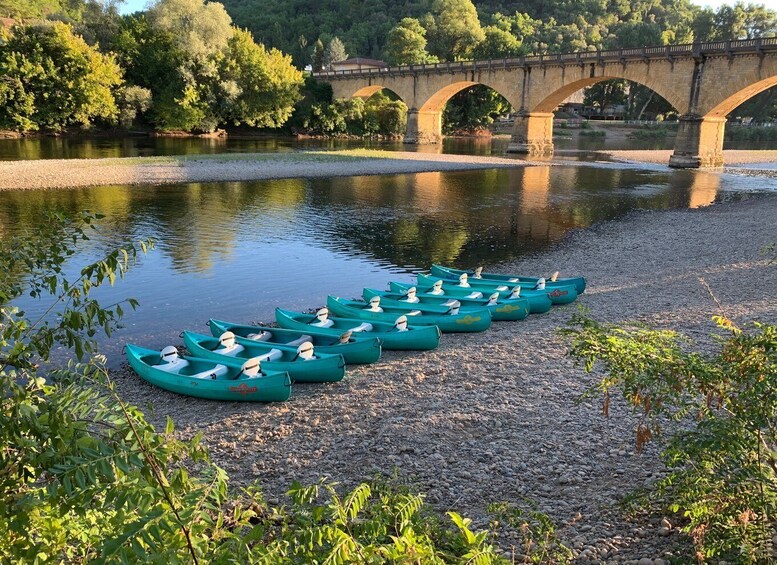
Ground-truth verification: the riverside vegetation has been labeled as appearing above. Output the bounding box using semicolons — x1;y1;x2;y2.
2;214;775;561
2;0;777;138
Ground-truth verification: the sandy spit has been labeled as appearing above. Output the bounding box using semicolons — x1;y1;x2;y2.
605;149;777;166
0;150;529;191
113;194;777;562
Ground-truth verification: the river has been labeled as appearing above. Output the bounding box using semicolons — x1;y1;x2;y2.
1;136;775;366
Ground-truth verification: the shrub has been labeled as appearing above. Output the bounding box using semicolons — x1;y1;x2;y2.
564;313;777;562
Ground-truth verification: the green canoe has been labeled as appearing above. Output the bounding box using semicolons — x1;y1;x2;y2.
327;295;491;333
431;264;587;295
182;331;346;383
366;285;530;322
125;344;292;402
274;307;441;351
415;273;554;314
208;319;382;365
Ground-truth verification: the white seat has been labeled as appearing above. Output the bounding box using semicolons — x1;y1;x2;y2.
285;335;313;347
313;318;335;328
348;322;373;332
406;310;422;316
156;359;229;380
255;348;283;363
247;331;273;342
217;343;245;357
495;285;508;291
465;291;483;299
156;358;189;373
429;280;445;295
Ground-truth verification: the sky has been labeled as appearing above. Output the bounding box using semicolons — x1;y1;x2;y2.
117;0;777;16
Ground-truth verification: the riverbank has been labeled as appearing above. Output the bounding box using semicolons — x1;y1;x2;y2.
112;193;777;563
0;149;528;191
605;148;777;166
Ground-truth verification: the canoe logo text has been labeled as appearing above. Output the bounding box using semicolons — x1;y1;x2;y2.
548;289;569;298
229;383;258;395
456;315;482;325
495;304;522;313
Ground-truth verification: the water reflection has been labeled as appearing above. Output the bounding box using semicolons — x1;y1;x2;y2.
1;163;764;366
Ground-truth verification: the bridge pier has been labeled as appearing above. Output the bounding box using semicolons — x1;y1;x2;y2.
506;112;555;156
669;115;726;169
404;109;442;144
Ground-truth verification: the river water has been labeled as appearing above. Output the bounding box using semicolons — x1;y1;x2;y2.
1;136;775;365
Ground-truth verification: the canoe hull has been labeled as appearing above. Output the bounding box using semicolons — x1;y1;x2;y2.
431;264;586;295
208;319;382;364
182;332;346;383
125;344;291;402
327;296;491;333
274;308;441;351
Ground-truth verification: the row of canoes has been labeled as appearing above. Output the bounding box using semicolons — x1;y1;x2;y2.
125;265;585;402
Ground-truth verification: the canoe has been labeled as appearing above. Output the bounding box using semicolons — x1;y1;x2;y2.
327;295;491;333
125;344;292;402
416;273;554;314
431;264;586;295
368;284;530;322
275;307;441;351
208;319;382;365
182;331;346;383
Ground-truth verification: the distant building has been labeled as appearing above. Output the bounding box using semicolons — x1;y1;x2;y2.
331;58;388;72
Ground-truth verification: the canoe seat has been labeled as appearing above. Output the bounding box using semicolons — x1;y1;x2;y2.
465;291;483;299
402;296;420;303
430;281;444;295
312;308;335;328
495;285;508;291
349;322;373;332
364;305;384;312
406;310;422;316
247;331;273;342
313;318;335;328
255;348;284;363
216;343;245;357
156;359;229;380
217;331;245;357
508;278;520;283
285;335;313;347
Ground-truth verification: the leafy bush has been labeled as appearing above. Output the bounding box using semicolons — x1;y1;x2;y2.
578;129;605;138
564;314;777;562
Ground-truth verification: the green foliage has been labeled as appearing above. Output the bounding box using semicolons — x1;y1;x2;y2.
564;314;777;562
443;85;511;132
725;124;777;142
148;0;234;63
425;0;485;61
0;22;122;132
117;85;153;127
220;28;304;128
311;37;325;71
323;35;348;69
489;501;573;563
471;25;525;59
385;17;437;66
578;129;605;137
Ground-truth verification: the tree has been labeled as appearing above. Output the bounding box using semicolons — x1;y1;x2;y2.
385;17;436;65
117;85;152;127
148;0;233;63
0;22;122;132
323;36;347;69
311;37;324;71
471;25;525;59
424;0;485;61
219;28;303;127
443;85;511;132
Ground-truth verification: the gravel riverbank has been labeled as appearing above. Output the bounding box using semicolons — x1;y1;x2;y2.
0;150;528;190
605;149;777;167
112;193;777;563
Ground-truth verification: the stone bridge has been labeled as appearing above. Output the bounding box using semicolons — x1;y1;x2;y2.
314;38;777;168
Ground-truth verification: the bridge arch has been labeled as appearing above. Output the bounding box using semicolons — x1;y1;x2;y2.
530;76;685;116
704;76;777;119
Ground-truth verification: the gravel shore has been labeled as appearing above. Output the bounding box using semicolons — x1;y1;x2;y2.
605;149;777;167
0;150;528;191
113;192;777;563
